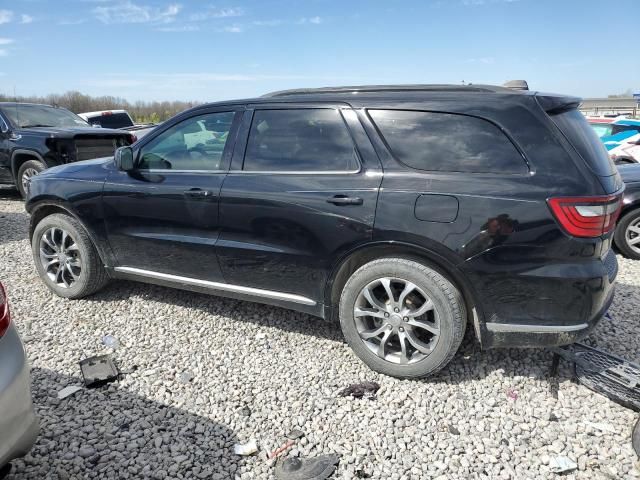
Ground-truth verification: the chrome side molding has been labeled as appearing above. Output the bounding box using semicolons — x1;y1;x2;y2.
485;322;588;333
113;266;317;306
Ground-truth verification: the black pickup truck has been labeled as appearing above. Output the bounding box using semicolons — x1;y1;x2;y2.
0;103;134;197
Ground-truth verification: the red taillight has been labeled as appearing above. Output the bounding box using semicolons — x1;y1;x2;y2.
0;282;10;338
547;194;623;238
129;134;137;144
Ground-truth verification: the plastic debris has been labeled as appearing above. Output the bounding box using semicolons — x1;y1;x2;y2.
268;440;295;459
79;355;119;388
233;440;258;456
101;335;120;349
57;385;83;400
177;371;194;384
506;388;518;401
549;456;577;474
275;454;339;480
338;381;380;399
287;429;305;440
584;421;616;434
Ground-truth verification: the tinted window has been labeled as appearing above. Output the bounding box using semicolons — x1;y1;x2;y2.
3;105;88;128
551;109;616;177
88;113;134;129
139;112;234;170
243;109;359;172
369;110;527;174
612;124;640;136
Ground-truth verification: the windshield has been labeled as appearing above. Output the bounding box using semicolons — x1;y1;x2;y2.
3;105;89;128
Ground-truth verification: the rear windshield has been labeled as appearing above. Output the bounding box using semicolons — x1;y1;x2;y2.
88;113;134;129
551;109;616;177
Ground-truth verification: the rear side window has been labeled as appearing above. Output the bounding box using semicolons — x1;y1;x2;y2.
243;109;359;172
551;109;616;177
369;110;527;174
88;113;134;129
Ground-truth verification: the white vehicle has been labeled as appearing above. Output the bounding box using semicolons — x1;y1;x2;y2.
78;110;156;139
610;133;640;164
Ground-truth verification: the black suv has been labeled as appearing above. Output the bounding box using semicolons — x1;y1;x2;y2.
25;85;622;378
0;103;134;197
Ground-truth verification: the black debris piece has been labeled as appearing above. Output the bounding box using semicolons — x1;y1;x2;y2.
448;425;460;435
275;455;339;480
79;355;119;388
338;382;380;399
549;413;559;422
355;469;372;478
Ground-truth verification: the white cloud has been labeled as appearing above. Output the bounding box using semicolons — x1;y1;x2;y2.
58;19;87;25
0;38;14;46
94;2;182;24
190;7;244;21
0;10;13;25
20;14;33;24
156;24;199;32
465;57;495;64
252;19;282;27
297;16;322;24
222;24;242;33
0;49;8;57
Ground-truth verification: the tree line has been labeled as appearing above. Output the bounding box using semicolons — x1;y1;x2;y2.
0;91;200;124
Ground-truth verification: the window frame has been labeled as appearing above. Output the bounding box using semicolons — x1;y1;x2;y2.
366;108;530;176
233;106;363;175
133;108;243;174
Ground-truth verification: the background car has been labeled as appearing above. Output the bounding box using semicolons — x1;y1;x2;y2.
609;133;640;164
78;110;156;139
0;281;38;475
600;118;640;151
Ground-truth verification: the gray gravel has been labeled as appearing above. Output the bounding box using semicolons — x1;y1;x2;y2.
2;186;640;479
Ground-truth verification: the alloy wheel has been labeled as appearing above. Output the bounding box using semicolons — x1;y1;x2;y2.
21;167;39;195
39;227;82;288
626;218;640;256
354;277;440;365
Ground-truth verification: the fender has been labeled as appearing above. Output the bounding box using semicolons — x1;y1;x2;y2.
622;189;640;217
10;149;46;181
323;240;487;336
27;198;116;269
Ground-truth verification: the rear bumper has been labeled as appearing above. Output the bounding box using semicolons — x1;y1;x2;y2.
470;248;618;349
0;324;39;468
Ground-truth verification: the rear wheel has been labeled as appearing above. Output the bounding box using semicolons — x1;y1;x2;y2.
17;159;45;198
615;209;640;260
339;258;466;378
31;213;108;298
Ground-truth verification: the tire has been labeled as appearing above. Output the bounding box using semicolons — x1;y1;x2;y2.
31;213;108;299
615;209;640;260
17;159;46;198
339;257;466;378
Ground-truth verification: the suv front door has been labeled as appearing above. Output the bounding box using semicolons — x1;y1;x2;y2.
217;105;382;307
102;108;241;281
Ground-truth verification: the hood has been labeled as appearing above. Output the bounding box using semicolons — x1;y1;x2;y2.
16;126;129;138
618;164;640;184
35;156;114;179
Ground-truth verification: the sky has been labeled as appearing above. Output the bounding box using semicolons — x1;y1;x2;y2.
0;0;638;103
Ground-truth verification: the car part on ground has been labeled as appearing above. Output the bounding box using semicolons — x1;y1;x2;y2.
0;103;134;198
0;282;39;470
274;454;340;480
25;84;621;379
79;355;119;388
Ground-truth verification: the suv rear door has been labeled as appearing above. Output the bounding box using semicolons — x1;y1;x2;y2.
216;104;382;306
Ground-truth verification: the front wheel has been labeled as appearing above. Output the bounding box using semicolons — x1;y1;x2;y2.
32;213;108;298
339;258;466;379
615;209;640;260
17;160;46;198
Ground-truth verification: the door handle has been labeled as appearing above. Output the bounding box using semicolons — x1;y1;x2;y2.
184;188;215;198
326;195;363;206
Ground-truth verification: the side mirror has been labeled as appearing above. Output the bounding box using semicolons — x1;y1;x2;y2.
114;146;135;172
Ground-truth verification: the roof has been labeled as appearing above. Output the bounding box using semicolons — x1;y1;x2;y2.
262;83;519;98
0;102;58;108
614;118;640;126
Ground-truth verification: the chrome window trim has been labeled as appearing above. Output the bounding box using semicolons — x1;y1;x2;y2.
135;169;227;174
232;169;361;175
113;266;317;306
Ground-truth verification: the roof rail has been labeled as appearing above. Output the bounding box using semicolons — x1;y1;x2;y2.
262;84;499;98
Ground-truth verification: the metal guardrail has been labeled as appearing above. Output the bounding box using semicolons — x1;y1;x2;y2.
579;97;638;117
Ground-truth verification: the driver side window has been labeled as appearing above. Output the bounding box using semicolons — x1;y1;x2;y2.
139;111;234;171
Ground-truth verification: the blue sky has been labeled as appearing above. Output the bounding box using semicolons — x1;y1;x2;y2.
0;0;638;102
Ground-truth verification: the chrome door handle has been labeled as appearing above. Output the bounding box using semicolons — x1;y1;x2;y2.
326;195;363;206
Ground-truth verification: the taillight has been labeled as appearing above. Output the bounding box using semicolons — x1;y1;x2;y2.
547;194;622;238
0;282;10;338
129;134;137;144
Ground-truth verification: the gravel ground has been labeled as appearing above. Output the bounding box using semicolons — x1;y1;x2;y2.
2;186;640;479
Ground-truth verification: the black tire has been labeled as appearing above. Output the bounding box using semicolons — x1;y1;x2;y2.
31;213;108;298
16;159;46;198
615;209;640;260
339;258;466;378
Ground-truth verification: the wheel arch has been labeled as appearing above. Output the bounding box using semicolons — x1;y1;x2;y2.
29;201;113;268
10;150;45;181
324;241;485;341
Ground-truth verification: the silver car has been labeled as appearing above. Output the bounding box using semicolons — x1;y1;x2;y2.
0;282;38;470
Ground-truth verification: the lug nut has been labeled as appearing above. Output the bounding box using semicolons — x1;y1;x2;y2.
403;317;408;321
384;312;390;317
399;327;404;332
394;308;400;313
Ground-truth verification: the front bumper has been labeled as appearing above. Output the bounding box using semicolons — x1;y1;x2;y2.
0;324;39;468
